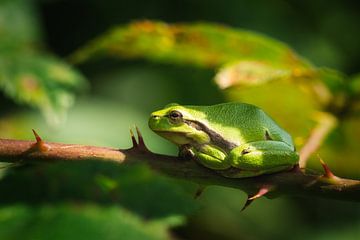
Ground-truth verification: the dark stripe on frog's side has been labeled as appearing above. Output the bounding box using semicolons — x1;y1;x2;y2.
183;119;237;152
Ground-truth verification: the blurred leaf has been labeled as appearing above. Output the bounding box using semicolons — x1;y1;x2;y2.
297;226;360;240
71;20;312;72
0;204;178;240
317;68;348;95
349;73;360;96
71;20;351;107
317;117;360;177
0;161;198;220
0;0;41;52
0;0;87;124
214;62;347;112
0;53;86;125
215;60;300;89
349;74;360;117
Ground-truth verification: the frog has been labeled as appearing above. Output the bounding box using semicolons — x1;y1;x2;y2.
148;102;299;178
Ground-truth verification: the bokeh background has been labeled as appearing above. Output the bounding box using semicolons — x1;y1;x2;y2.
1;0;360;239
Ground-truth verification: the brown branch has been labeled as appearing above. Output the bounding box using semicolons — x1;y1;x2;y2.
299;112;337;168
0;130;359;204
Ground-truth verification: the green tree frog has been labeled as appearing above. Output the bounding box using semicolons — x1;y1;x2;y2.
148;102;299;178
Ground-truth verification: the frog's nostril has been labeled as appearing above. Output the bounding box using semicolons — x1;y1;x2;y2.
152;115;160;120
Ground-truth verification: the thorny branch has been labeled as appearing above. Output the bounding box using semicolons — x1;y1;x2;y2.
0;128;359;209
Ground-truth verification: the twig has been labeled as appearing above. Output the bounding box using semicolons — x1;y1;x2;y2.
0;129;359;204
299;112;337;168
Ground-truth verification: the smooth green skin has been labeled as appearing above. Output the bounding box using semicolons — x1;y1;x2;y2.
148;102;299;178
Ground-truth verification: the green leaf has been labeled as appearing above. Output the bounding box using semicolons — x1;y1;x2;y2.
0;0;87;124
0;0;42;52
71;20;312;71
72;20;338;101
0;53;86;125
214;60;295;89
349;73;360;97
317;68;347;95
71;20;356;107
0;161;198;220
0;204;179;240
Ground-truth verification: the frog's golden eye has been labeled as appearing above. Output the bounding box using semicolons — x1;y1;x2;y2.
168;110;182;120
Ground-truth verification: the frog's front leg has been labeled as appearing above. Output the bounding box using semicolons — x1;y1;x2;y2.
223;141;299;178
179;144;195;159
190;145;231;170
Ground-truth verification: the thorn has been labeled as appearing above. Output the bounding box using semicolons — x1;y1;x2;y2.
129;128;138;148
135;126;148;152
241;185;272;211
248;187;270;201
318;155;336;179
194;185;206;199
32;129;42;143
241;198;254;211
31;129;50;152
135;126;145;147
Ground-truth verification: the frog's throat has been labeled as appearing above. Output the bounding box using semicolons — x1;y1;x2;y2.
183;119;237;152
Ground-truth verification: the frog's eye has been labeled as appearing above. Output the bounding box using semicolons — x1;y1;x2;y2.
168;110;182;120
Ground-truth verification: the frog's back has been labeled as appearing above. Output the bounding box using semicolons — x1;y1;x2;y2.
187;102;294;147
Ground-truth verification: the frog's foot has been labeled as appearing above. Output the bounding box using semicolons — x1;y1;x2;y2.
227;141;299;177
178;144;195;160
241;185;273;211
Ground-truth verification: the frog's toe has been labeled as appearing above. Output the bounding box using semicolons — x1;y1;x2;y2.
178;145;195;160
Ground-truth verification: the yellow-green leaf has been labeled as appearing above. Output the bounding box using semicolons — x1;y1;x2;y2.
71;20;312;72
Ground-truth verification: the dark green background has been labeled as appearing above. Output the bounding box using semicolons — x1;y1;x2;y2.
1;0;360;239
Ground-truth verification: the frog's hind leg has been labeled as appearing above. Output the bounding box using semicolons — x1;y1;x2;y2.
223;141;299;178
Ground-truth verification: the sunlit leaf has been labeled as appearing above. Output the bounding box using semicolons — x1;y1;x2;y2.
71;20;349;106
71;20;312;71
214;61;294;89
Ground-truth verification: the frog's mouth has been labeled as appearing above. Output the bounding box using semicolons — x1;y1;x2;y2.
153;130;192;146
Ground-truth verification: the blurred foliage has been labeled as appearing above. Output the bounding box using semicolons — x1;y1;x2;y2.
0;0;86;125
71;20;351;105
71;21;330;105
71;20;311;71
0;204;177;240
0;161;196;220
1;0;360;239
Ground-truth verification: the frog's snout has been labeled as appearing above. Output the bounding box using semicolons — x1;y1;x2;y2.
148;114;161;130
151;115;160;120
